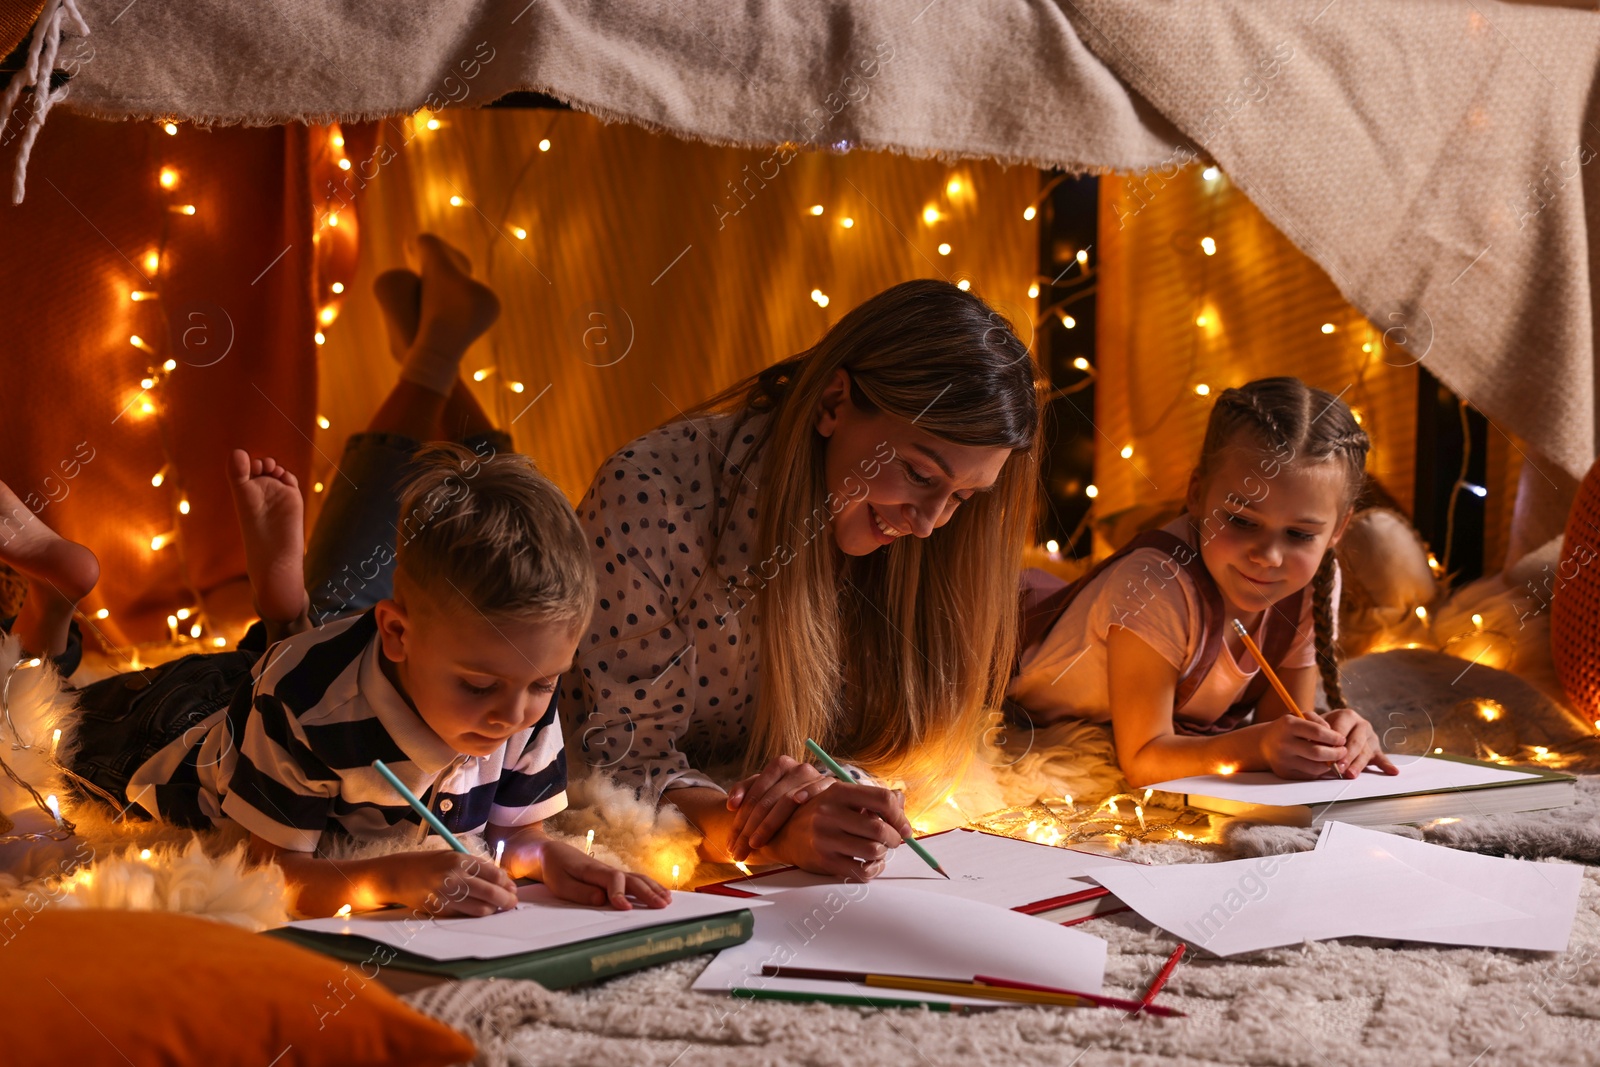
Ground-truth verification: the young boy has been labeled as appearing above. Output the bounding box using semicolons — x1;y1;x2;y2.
26;235;668;918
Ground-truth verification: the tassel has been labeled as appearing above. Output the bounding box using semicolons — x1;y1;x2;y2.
0;0;90;204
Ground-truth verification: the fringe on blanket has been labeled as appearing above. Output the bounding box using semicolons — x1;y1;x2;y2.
0;0;88;203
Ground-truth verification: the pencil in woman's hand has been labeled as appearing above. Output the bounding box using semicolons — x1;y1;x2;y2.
803;738;949;879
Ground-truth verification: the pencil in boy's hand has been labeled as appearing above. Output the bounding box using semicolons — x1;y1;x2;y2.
803;737;949;879
373;758;470;854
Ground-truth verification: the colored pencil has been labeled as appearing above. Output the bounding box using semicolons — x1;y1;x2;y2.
973;974;1186;1018
372;758;469;854
763;966;1096;1009
804;737;949;879
1139;943;1186;1011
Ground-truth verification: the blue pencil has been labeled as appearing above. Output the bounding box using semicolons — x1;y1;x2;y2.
804;738;949;879
372;758;469;854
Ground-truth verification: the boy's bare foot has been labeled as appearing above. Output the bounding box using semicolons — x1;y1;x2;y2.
0;478;98;657
225;450;310;627
373;269;420;363
414;233;500;355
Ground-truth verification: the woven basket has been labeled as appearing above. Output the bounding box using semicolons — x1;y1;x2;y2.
1552;457;1600;722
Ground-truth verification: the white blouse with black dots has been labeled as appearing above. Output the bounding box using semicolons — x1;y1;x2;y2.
562;409;770;799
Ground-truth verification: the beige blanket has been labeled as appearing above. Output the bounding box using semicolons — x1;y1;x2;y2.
42;0;1600;491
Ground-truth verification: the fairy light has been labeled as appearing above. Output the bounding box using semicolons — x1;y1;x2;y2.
314;332;326;345
158;167;178;190
585;829;595;856
212;637;227;647
335;904;353;918
508;381;526;393
1062;794;1074;812
1477;699;1504;722
809;204;824;216
1415;605;1428;622
150;533;170;551
140;377;155;390
511;226;528;240
316;415;331;430
189;622;202;639
1045;539;1060;554
1195;383;1211;396
166;614;178;641
330;281;345;294
130;290;157;302
1060;314;1077;329
162;122;177;136
327;213;340;227
1135;806;1146;832
1217;763;1238;775
538;138;551;152
45;795;61;825
178;498;190;515
672;864;682;887
841;217;854;228
318;306;336;325
937;242;951;256
142;250;160;273
331;133;344;149
1321;323;1336;334
1075;249;1088;265
313;482;325;493
1203;166;1220;181
1194;313;1210;327
811;289;830;308
946;177;963;196
1120;445;1134;459
494;839;506;866
1027;283;1040;299
140;848;152;860
1142;789;1154;804
1106;798;1119;815
1071;356;1090;371
922;206;941;224
337;158;352;171
956;279;971;291
170;204;196;215
51;728;60;757
95;608;109;619
1471;613;1484;627
449;195;464;207
1023;205;1037;221
1085;484;1099;499
1200;236;1216;256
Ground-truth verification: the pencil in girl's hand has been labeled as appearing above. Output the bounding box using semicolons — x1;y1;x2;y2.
1231;619;1305;718
803;737;949;879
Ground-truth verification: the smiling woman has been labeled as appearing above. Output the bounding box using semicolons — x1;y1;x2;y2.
564;278;1040;879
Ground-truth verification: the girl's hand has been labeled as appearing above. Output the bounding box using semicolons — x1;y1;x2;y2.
760;782;910;881
536;838;671;911
375;850;518;917
1324;708;1399;778
1259;714;1348;780
727;754;834;862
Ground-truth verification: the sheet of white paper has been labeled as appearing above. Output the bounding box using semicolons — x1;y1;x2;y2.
693;882;1107;1006
1146;754;1538;807
288;885;763;961
1083;831;1538;956
1314;822;1581;951
721;828;1135;910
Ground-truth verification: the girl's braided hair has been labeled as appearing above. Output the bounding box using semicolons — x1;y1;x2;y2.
1197;378;1370;708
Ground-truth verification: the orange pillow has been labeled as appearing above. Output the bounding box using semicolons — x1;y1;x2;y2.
0;909;474;1067
1552;457;1600;723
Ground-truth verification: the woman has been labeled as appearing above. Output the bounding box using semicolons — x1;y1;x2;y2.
565;278;1040;878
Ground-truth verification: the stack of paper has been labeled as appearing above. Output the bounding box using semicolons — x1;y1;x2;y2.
692;882;1108;1007
1083;822;1583;956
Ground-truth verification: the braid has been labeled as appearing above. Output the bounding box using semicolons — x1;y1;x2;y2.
1310;549;1344;709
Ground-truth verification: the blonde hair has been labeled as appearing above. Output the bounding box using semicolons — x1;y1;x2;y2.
394;442;596;630
1195;377;1370;706
703;279;1040;802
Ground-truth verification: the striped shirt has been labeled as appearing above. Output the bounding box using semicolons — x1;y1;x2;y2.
125;611;568;852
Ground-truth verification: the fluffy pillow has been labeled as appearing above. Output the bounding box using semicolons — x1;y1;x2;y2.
0;909;474;1066
1552;457;1600;724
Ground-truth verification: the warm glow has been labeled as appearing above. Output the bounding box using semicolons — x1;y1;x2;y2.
811;288;830;308
1477;699;1505;722
335;904;353;918
473;368;492;381
317;415;331;429
509;381;526;393
151;471;165;487
213;637;227;647
1362;342;1373;353
1434;747;1443;753
1351;409;1364;425
809;204;824;215
1321;323;1336;334
1200;236;1216;256
175;204;196;215
313;482;325;493
585;829;596;855
937;242;952;256
449;195;463;207
1023;205;1037;221
190;622;202;639
140;377;155;390
538;138;551;152
1415;605;1428;622
158;167;178;190
1471;613;1484;627
946;177;963;196
1045;539;1060;554
177;608;191;621
1061;314;1077;329
1120;445;1134;459
922;206;941;224
1217;763;1238;775
163;122;178;136
511;226;528;240
95;608;110;619
327;212;340;227
426;118;441;131
178;498;190;515
319;306;336;326
338;158;352;171
1202;166;1220;181
130;290;157;302
671;864;682;886
1072;356;1090;371
331;281;345;294
143;250;160;273
1027;283;1040;299
1195;383;1211;396
1435;817;1460;825
734;861;751;876
331;134;344;148
1085;484;1099;499
1194;314;1209;327
841;217;854;228
141;848;152;861
163;359;177;371
139;400;155;414
956;279;971;291
167;614;177;628
314;331;326;345
1075;249;1088;264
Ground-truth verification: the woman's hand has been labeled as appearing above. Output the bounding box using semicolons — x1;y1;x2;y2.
373;850;519;917
726;754;835;862
534;838;672;911
759;781;913;880
1258;713;1349;780
1324;708;1398;778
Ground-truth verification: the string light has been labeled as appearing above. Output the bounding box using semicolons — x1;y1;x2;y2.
922;206;941;224
449;195;463;207
150;533;170;551
1120;445;1134;459
1415;605;1428;622
330;281;344;294
672;864;682;887
1075;249;1088;265
956;279;971;291
335;904;353;918
1085;484;1099;498
337;158;352;171
1060;314;1076;329
1194;313;1209;327
169;204;196;215
1027;283;1040;299
139;377;155;390
508;381;526;393
1045;539;1060;554
538;138;551;152
95;608;109;619
511;226;528;240
585;829;595;855
129;290;157;302
1217;763;1238;775
213;637;227;647
331;133;344;148
1321;323;1336;334
1203;166;1220;181
158;167;178;190
316;415;331;430
327;212;340;227
143;250;160;273
1072;356;1090;371
1200;236;1216;255
1022;205;1036;221
946;177;963;196
937;242;951;255
811;289;830;308
808;204;824;216
840;217;854;228
162;122;177;136
1195;383;1211;396
318;306;337;325
1471;613;1484;627
734;861;752;876
189;622;202;639
314;331;326;345
313;482;325;493
178;498;190;515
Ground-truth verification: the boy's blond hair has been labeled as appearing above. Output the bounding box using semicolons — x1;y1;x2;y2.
393;443;595;630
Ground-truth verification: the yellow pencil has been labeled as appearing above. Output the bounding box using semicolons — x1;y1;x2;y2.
1232;619;1340;774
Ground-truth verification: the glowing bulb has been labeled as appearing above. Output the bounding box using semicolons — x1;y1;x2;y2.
152;470;165;487
809;204;824;216
1060;314;1077;329
45;795;61;824
338;158;352;170
140;377;155;390
734;861;751;876
1120;445;1134;459
946;178;963;196
585;829;595;855
1362;342;1373;353
1534;746;1550;757
1321;323;1336;334
538;138;551;152
313;482;324;493
1075;249;1088;264
1072;356;1090;371
1195;314;1209;327
1434;817;1460;825
1022;205;1037;221
449;195;463;207
1471;613;1484;628
140;847;151;860
95;608;110;619
167;614;177;628
1351;409;1364;425
1463;481;1487;498
672;864;682;886
174;204;196;215
130;290;157;302
327;213;339;227
319;306;336;325
1477;700;1504;722
511;226;528;240
213;637;227;647
1415;605;1428;622
314;331;326;345
1045;539;1060;554
509;381;525;393
335;904;353;918
937;242;951;255
1085;484;1099;499
1143;789;1153;804
922;206;940;224
811;289;830;308
1062;794;1074;811
331;134;344;148
1027;283;1040;299
163;359;176;372
1217;763;1238;776
841;217;854;228
473;369;491;381
176;608;190;621
25;658;38;668
1135;805;1146;831
150;534;167;551
163;122;178;136
139;401;154;414
330;281;345;294
1200;236;1216;256
316;415;331;430
1203;167;1220;181
178;499;190;515
1434;747;1444;754
956;279;971;291
143;250;160;272
1195;383;1211;396
158;167;178;190
426;118;441;131
1107;799;1119;815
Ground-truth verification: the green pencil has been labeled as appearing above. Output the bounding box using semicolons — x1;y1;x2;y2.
373;758;469;854
803;737;949;879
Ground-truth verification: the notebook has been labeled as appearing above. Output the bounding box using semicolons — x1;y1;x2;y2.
1146;753;1575;827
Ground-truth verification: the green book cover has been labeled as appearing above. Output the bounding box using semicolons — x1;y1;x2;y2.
266;909;754;989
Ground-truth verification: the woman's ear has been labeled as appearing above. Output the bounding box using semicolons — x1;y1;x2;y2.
813;368;852;438
373;598;409;662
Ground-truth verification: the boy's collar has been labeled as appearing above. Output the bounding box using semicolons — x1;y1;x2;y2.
359;633;457;774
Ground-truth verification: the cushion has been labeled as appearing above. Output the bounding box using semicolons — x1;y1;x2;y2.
1552;456;1600;724
0;909;474;1067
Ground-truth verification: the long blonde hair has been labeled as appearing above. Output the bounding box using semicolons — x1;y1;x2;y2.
702;279;1040;799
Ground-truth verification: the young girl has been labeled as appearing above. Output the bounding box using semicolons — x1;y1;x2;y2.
1008;377;1398;786
566;279;1040;879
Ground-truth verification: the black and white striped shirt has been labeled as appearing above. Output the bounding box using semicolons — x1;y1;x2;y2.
126;611;568;851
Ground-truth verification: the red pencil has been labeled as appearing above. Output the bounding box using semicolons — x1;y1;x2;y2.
1139;944;1187;1011
972;974;1186;1018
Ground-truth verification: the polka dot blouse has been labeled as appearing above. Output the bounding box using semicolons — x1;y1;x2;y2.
563;409;769;800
